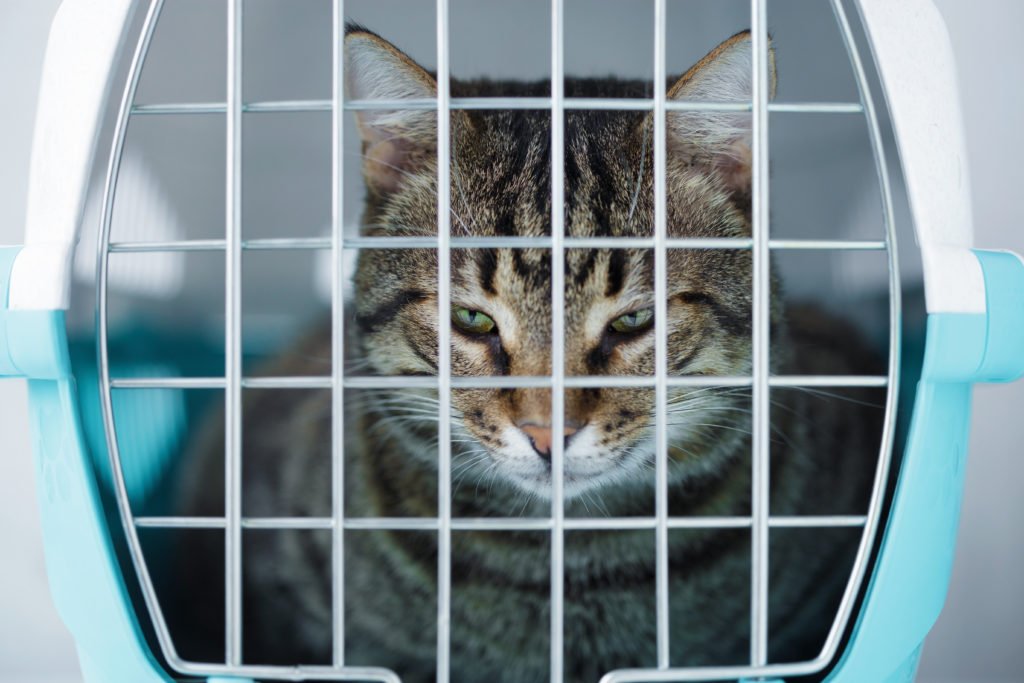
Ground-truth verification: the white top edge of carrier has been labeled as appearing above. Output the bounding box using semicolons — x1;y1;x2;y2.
12;0;135;312
14;0;979;314
858;0;981;314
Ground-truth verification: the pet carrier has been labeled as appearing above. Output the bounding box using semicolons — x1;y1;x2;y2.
3;0;1023;681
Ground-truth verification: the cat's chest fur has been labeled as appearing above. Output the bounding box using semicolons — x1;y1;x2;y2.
227;360;874;682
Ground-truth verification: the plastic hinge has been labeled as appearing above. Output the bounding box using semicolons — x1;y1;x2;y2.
0;245;72;380
973;249;1024;382
922;249;1024;384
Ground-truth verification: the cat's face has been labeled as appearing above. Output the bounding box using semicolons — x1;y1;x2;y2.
348;28;776;500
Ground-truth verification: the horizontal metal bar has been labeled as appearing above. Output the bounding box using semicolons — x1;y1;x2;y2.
106;236;888;253
169;659;401;683
135;517;227;529
599;658;835;683
131;100;332;115
134;515;866;532
135;517;339;530
109;236;756;251
340;376;753;390
767;239;886;251
769;515;867;528
245;99;332;113
438;96;554;110
345;236;749;250
345;517;437;531
667;517;751;529
111;375;886;391
340;376;435;390
770;375;888;388
243;376;333;389
135;517;337;530
131;102;228;115
565;98;658;111
244;517;334;530
244;237;332;250
109;377;333;390
110;377;226;389
131;99;863;116
108;239;227;253
769;102;864;114
109;237;332;253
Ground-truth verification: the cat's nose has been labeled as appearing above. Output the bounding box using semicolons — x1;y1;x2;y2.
519;422;580;461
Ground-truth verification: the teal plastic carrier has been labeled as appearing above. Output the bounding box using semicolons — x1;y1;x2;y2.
5;0;1023;681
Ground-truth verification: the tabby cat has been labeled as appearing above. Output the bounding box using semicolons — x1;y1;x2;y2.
176;26;882;683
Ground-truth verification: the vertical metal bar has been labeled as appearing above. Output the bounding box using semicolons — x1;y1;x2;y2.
331;0;347;667
96;0;191;666
812;0;903;662
224;0;244;666
749;0;771;667
549;0;566;681
652;0;670;670
436;0;453;681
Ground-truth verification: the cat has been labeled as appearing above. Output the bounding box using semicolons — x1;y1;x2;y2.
174;25;883;683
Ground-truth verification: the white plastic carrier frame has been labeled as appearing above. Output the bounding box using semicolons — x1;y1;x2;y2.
3;1;1023;682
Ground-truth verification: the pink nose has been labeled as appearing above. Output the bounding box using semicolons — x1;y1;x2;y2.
519;423;579;461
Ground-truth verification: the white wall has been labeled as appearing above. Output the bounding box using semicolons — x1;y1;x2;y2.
0;4;83;683
916;1;1024;681
0;1;1021;681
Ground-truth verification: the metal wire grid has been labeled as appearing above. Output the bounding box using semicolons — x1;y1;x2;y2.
94;0;901;681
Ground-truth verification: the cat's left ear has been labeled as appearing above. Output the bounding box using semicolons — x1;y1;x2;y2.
666;31;776;193
345;27;440;194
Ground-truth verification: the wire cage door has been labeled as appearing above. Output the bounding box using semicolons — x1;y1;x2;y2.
90;0;905;681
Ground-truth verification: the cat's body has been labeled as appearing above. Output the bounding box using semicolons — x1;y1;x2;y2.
176;28;882;682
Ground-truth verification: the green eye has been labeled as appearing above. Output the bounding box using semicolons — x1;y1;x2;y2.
452;307;497;334
610;308;654;334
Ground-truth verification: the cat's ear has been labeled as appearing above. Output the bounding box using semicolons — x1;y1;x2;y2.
345;27;438;194
666;31;776;193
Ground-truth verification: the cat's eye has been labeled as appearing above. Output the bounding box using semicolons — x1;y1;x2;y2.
452;307;497;334
610;308;654;334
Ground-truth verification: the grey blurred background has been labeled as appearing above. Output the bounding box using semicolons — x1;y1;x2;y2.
1;0;1021;681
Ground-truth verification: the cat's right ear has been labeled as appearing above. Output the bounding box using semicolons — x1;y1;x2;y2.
664;31;776;196
346;27;438;194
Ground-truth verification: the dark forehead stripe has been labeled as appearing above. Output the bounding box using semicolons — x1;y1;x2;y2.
571;249;598;289
605;249;626;297
511;249;551;289
475;108;551;238
477;249;499;295
584;137;617;237
494;205;516;236
564;147;581;220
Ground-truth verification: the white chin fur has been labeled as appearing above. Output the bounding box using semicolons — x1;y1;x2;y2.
490;425;646;501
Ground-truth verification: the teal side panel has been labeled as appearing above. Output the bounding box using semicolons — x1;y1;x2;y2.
27;377;172;683
826;250;1024;681
882;644;923;683
824;314;979;682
